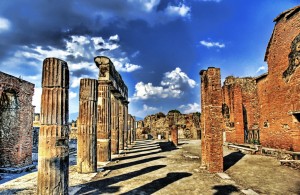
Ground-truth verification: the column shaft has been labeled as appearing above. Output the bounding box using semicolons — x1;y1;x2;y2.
77;79;97;173
37;58;69;195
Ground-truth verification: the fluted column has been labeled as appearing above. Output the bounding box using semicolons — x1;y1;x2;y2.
97;81;111;162
111;95;119;154
77;79;97;173
124;102;129;148
127;114;132;145
37;58;69;195
118;100;124;150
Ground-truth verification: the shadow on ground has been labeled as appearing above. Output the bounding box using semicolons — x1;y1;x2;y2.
75;165;166;194
212;184;239;195
121;172;192;195
223;151;245;171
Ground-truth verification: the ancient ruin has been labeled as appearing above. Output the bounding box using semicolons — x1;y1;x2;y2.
77;78;98;173
94;56;129;161
220;6;300;152
37;58;69;194
136;111;200;140
0;72;34;168
200;68;223;173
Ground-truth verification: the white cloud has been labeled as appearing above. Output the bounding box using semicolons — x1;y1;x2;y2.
132;67;196;100
196;0;221;2
32;88;42;113
143;104;158;112
179;103;200;114
0;17;10;32
69;91;77;99
109;34;120;42
200;40;225;48
256;65;267;73
166;3;191;17
135;104;159;116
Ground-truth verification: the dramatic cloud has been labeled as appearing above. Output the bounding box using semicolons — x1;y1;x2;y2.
200;40;225;48
178;103;200;114
132;67;196;100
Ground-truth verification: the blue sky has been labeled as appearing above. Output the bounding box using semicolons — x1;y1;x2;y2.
0;0;299;120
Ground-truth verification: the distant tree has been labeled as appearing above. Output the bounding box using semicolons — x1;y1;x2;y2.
194;112;201;117
168;109;181;114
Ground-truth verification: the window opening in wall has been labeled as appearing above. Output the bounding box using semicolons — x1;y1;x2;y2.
292;112;300;122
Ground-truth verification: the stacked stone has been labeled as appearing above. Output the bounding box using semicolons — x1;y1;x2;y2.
37;58;69;194
119;100;124;150
77;78;97;173
200;67;223;173
127;114;132;145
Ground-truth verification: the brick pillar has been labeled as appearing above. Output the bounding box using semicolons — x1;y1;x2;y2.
111;95;119;154
119;100;124;150
77;78;97;173
171;125;178;146
37;58;69;194
200;67;223;173
97;81;111;162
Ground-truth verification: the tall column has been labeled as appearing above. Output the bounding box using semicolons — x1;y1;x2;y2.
37;58;69;194
130;116;134;143
111;95;119;154
127;114;132;145
77;79;97;173
119;100;124;150
97;81;111;162
124;102;129;148
200;67;223;173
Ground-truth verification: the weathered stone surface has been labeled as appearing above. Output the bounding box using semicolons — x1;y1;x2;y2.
111;95;119;154
77;78;97;173
94;56;129;159
37;57;69;195
97;82;111;162
0;71;34;168
171;125;178;146
200;67;223;173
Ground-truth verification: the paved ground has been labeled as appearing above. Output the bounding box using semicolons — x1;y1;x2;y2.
0;139;300;194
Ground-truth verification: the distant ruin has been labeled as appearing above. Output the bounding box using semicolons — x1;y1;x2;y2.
136;110;200;140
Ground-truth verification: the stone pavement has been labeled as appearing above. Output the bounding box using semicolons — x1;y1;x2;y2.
0;139;300;194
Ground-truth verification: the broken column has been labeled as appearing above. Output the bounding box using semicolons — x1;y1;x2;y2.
171;125;178;146
37;58;69;194
77;78;97;173
200;67;223;173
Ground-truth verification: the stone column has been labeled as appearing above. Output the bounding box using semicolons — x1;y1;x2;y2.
77;78;97;173
97;81;111;162
119;100;124;150
131;116;134;143
200;67;223;173
171;125;178;146
37;58;69;194
127;114;132;145
111;95;119;154
124;102;129;148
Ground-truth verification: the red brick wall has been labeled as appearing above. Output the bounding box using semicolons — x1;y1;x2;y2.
0;71;34;167
258;7;300;151
200;67;223;173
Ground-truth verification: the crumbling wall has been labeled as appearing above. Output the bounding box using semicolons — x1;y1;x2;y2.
222;77;259;144
258;6;300;151
0;71;34;168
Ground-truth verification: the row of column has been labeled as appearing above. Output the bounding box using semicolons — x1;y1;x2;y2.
37;57;136;194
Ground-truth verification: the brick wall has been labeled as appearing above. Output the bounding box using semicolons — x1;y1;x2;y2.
0;71;34;167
